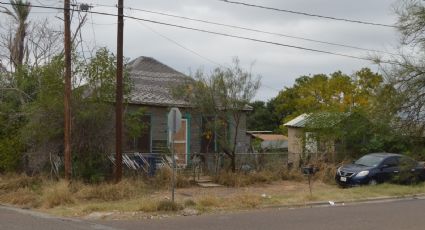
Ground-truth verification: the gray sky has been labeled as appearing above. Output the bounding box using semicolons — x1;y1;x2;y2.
26;0;400;100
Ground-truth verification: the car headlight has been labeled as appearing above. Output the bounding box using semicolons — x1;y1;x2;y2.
337;166;342;175
356;170;369;177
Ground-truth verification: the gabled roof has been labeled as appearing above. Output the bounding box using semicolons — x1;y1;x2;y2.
127;57;253;111
127;56;191;107
284;114;309;128
284;112;352;128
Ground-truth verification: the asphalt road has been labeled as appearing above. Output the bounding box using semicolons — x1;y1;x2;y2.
0;206;118;230
2;198;425;230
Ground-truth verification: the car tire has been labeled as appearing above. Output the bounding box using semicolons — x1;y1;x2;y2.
368;179;378;186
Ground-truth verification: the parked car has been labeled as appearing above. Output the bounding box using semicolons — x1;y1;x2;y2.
335;153;425;187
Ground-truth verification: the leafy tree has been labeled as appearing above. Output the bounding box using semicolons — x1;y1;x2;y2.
271;68;414;162
273;68;384;132
0;70;25;171
303;109;410;162
246;101;278;131
178;58;260;172
0;47;138;180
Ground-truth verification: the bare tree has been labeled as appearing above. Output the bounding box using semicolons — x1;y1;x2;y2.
26;19;63;68
0;0;31;69
178;58;260;172
381;0;425;136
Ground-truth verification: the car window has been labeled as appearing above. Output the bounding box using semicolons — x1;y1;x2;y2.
382;157;398;167
355;155;384;167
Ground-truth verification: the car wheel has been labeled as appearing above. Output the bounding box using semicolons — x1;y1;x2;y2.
368;179;378;186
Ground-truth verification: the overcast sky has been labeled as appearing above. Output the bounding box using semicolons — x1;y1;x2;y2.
25;0;401;100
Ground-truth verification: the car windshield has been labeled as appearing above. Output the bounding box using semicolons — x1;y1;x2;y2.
354;155;384;167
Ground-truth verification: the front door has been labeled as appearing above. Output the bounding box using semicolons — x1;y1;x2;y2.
173;119;188;166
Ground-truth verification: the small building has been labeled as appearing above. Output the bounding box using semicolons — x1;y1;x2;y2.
284;112;370;166
284;114;309;166
247;131;288;152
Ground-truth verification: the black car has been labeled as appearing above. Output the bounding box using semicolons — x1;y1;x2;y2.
335;153;425;187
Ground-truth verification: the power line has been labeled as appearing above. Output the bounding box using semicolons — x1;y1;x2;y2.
88;3;399;56
136;20;281;92
215;0;397;28
0;1;396;64
136;20;223;68
119;16;391;63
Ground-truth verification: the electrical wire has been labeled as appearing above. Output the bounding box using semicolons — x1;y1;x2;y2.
0;1;397;64
86;3;399;56
215;0;397;28
134;19;280;92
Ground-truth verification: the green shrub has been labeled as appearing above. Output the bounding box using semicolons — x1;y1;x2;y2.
156;200;183;212
184;199;196;207
0;137;23;172
72;153;111;183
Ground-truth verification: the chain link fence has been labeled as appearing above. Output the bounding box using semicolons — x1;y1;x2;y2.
199;152;289;174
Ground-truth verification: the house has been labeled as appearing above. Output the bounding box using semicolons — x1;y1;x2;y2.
284;112;367;166
246;131;288;152
124;56;251;166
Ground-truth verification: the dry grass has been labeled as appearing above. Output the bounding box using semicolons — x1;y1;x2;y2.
138;199;161;212
232;194;262;208
197;196;221;208
213;170;279;187
0;187;39;207
280;168;305;182
0;173;41;192
151;167;191;189
313;163;339;184
2;172;425;218
76;179;144;201
42;181;75;208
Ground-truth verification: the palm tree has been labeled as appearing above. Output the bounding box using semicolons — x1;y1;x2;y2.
0;0;31;69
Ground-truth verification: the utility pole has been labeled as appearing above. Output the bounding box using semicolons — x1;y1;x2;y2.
63;0;72;181
115;0;124;183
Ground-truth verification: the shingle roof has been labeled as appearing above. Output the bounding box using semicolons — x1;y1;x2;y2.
127;56;191;107
127;57;254;111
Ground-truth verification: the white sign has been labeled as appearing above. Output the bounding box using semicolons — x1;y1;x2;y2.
168;107;182;134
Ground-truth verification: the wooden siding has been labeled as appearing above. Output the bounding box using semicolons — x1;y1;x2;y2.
127;105;249;157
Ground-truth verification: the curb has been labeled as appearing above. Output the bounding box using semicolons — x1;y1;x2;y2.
262;193;425;209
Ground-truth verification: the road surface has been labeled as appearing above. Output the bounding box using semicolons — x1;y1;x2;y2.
2;198;425;230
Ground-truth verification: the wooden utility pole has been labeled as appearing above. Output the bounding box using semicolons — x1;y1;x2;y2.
63;0;72;181
115;0;124;183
